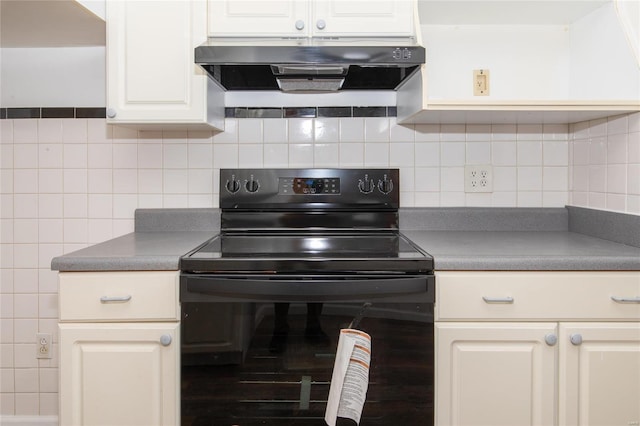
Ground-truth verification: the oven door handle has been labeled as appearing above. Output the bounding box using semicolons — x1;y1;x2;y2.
181;275;434;302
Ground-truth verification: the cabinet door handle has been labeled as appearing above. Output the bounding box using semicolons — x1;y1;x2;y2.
100;295;132;303
482;296;514;304
160;334;172;347
611;296;640;304
295;19;305;30
544;333;558;346
570;333;583;346
106;108;117;118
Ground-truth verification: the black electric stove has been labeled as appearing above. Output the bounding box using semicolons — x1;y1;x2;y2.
179;169;435;426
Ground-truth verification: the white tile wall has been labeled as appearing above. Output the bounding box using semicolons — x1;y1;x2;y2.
1;112;639;416
569;112;640;214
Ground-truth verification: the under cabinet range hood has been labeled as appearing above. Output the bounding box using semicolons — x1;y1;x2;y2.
195;40;426;92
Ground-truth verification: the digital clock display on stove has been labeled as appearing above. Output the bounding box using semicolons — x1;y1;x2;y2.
279;177;340;195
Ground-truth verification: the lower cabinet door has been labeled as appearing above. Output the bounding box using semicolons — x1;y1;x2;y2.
559;322;640;426
59;323;179;426
436;322;557;426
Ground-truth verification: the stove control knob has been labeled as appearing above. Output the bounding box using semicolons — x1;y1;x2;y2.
358;175;374;194
225;177;241;194
245;176;260;193
378;175;394;194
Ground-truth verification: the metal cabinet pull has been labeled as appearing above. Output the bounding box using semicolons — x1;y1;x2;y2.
100;295;132;304
611;296;640;304
570;334;583;346
482;296;514;304
160;335;172;347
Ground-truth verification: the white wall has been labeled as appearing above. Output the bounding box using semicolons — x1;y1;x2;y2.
0;47;105;108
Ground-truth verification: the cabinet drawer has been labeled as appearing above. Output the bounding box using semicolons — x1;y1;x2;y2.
59;271;179;322
436;271;640;321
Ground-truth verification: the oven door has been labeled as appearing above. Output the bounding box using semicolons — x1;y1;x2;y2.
180;273;434;426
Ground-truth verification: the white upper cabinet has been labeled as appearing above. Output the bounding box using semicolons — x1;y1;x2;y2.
398;0;640;124
208;0;307;37
208;0;414;38
310;0;414;37
107;0;224;130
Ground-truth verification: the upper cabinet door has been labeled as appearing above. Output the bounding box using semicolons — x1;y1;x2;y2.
207;0;414;38
311;0;413;37
208;0;309;37
107;0;223;129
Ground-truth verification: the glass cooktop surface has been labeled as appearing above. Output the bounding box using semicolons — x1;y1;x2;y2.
188;232;427;259
180;231;433;273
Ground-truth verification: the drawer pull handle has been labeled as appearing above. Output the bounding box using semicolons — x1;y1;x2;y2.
100;295;132;304
611;296;640;304
482;296;514;304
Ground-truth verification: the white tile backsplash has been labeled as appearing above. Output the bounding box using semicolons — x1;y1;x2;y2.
364;118;389;142
38;144;63;168
543;141;569;166
607;133;628;164
338;117;364;142
364;142;389;166
589;136;608;164
569;112;639;214
517;167;543;191
465;142;491;165
2;112;639;416
517;141;543;166
313;143;339;168
440;142;465;166
314;118;340;143
263;119;287;143
238;119;263;143
263;143;288;167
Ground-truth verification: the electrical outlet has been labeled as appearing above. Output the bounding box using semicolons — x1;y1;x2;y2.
465;165;493;193
36;333;51;359
473;69;490;96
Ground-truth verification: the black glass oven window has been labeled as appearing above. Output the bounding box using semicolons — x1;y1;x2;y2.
181;302;433;425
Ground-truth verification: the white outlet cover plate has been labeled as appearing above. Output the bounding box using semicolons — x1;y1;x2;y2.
464;165;493;193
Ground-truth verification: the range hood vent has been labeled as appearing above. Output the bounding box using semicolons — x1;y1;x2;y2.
195;43;425;92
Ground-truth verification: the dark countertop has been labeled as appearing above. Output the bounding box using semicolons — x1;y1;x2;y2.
51;207;640;272
51;231;214;272
403;231;640;271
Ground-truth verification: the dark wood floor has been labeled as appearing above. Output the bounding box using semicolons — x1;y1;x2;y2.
182;312;433;426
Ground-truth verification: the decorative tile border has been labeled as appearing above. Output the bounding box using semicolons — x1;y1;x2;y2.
0;107;106;119
0;106;396;119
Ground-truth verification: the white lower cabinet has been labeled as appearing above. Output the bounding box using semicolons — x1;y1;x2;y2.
59;323;179;426
436;322;557;426
58;271;180;426
435;271;640;426
559;323;640;426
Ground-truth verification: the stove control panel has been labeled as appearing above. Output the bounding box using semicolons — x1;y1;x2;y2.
220;168;398;209
280;177;341;195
